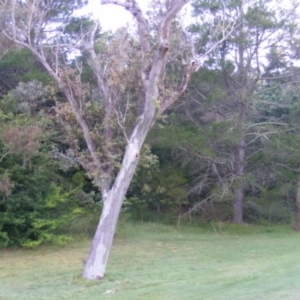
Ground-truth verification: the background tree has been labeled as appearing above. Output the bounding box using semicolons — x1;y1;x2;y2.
179;0;299;223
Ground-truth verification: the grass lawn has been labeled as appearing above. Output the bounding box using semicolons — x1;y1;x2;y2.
1;222;300;300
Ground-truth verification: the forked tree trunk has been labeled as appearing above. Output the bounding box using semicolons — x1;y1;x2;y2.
294;173;300;231
83;79;157;279
233;137;245;223
83;122;154;278
80;0;196;280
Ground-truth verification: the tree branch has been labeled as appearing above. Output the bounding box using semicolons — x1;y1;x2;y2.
101;0;150;75
0;151;12;163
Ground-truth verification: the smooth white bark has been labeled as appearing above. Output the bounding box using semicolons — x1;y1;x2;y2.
83;129;149;278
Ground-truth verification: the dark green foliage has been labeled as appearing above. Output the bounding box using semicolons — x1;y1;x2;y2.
244;191;293;224
0;49;52;95
0;150;80;248
0;80;99;248
64;16;97;41
124;143;189;221
0;144;100;248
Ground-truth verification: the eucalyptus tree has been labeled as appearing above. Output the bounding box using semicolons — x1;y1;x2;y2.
1;0;240;279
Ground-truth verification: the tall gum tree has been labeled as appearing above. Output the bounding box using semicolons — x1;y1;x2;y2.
2;0;238;279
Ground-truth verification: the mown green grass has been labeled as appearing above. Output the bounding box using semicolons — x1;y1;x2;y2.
1;222;300;300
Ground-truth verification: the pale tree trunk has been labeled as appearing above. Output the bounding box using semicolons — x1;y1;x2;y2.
82;141;145;278
82;151;139;279
294;169;300;231
233;137;245;223
82;0;192;279
83;86;156;279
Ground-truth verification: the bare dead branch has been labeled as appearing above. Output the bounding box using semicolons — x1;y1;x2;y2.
101;0;150;71
245;122;288;131
0;151;12;163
